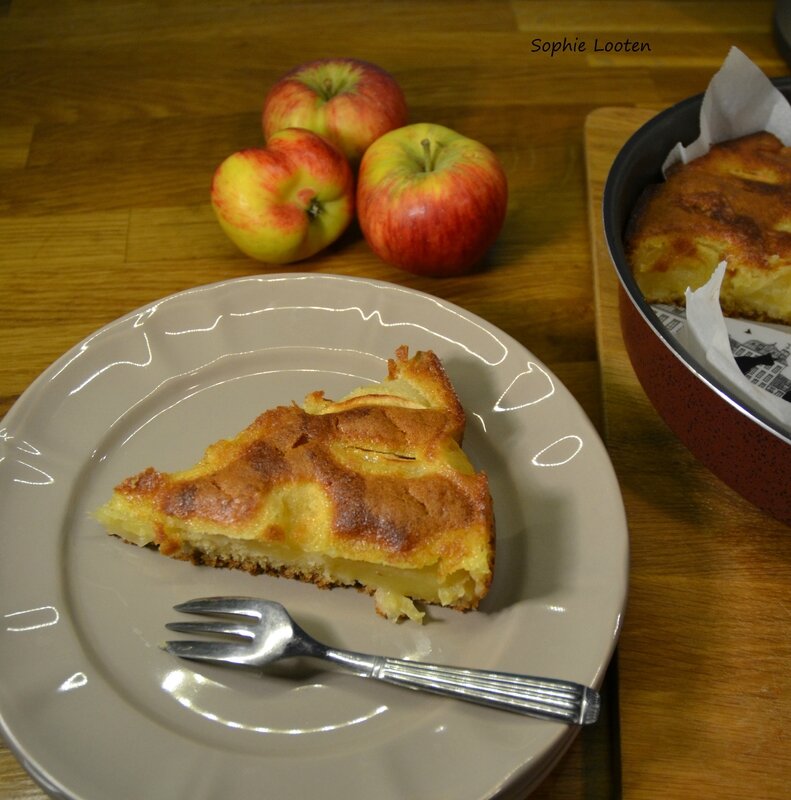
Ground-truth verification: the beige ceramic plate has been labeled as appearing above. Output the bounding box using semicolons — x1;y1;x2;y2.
0;273;627;799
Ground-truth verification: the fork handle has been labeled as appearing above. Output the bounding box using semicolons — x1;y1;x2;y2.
324;649;600;725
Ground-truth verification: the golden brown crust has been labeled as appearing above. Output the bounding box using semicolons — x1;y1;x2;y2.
389;345;467;440
121;403;490;555
626;131;791;324
99;347;495;617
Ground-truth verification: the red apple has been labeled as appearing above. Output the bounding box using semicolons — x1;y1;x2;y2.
262;58;408;165
357;123;508;276
211;127;354;264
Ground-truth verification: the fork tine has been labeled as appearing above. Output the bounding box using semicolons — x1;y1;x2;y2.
173;596;260;619
164;639;251;665
165;620;254;640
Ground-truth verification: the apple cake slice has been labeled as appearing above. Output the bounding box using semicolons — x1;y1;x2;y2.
95;346;494;622
626;131;791;324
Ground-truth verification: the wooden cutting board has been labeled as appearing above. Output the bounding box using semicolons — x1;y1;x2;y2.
584;107;791;798
585;107;655;425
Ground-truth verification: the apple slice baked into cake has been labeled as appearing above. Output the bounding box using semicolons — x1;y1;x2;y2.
95;346;495;622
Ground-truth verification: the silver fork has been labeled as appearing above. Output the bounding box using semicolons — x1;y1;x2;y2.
164;597;601;725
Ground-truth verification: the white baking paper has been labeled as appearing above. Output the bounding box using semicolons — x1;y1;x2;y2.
677;264;791;430
663;46;791;173
651;48;791;436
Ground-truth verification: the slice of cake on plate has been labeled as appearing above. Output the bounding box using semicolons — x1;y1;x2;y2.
95;346;495;622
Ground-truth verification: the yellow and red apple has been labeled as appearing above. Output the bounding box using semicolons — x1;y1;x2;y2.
357;123;508;276
211;127;354;264
262;58;408;165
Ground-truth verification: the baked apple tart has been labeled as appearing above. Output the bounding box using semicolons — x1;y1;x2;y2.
95;346;495;622
626;131;791;324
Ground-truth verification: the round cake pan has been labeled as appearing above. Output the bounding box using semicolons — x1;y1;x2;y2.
775;1;791;68
603;77;791;526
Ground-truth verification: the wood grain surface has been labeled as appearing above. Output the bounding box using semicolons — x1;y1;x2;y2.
1;1;789;798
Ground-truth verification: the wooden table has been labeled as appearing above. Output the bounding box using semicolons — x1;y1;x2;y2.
1;1;789;797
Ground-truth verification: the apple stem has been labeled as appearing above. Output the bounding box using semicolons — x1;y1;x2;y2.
322;77;334;100
421;138;434;173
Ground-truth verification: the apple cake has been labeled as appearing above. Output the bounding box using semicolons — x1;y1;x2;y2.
95;346;495;622
626;131;791;324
